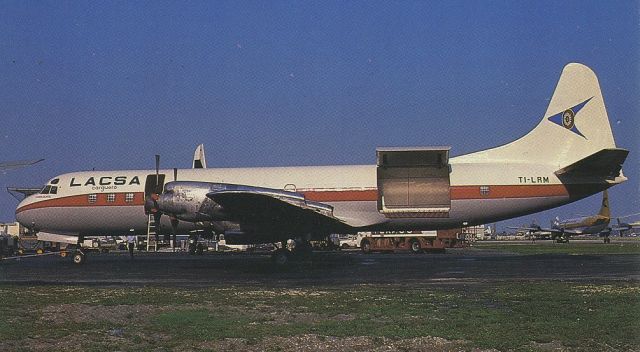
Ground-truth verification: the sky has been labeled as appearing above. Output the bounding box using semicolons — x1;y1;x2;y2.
0;1;638;231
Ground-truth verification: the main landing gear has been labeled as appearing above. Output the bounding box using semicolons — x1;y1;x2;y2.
271;247;291;266
270;238;314;266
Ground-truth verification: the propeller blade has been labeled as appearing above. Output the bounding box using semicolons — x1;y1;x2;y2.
170;217;179;234
170;216;179;251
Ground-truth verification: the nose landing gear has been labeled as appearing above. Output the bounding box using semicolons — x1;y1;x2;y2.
72;250;86;265
71;235;87;265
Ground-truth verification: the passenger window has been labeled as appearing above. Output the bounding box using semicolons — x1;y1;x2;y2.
88;194;97;203
107;194;116;202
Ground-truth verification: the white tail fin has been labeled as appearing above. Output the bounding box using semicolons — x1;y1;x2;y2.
192;144;207;169
457;63;618;168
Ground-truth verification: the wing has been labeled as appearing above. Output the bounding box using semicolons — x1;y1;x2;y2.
556;228;583;235
0;159;44;171
207;188;354;237
507;226;541;232
508;225;568;235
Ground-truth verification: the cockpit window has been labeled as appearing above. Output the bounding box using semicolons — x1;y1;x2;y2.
50;186;58;194
41;185;52;194
50;178;60;185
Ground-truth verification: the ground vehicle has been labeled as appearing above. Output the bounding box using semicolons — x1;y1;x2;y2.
358;230;464;253
0;234;19;258
17;234;45;255
338;234;361;249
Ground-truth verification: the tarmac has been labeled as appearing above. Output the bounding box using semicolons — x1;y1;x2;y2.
1;246;638;287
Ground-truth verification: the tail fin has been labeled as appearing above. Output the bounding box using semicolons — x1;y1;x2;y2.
192;144;207;169
599;190;610;218
457;63;620;168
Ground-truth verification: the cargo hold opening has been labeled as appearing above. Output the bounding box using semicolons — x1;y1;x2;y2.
376;147;451;218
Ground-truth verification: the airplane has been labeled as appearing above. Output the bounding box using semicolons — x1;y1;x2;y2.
0;159;43;172
14;63;629;265
510;190;613;243
1;160;44;199
508;221;551;240
612;213;640;236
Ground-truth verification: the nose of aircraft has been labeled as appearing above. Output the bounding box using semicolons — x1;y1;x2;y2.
15;196;35;228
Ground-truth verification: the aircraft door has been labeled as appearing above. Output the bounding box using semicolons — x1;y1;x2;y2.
145;174;166;198
377;147;451;218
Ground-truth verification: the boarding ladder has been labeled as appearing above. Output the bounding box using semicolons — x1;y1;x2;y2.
146;214;158;252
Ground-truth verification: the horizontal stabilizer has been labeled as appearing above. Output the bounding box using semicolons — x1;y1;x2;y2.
555;148;628;179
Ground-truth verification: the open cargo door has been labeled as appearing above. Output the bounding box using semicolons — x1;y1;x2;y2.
377;147;451;218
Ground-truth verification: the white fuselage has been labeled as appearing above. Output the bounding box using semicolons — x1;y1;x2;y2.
14;63;628;239
15;158;604;237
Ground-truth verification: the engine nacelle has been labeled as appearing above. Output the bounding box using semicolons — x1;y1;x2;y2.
157;181;228;222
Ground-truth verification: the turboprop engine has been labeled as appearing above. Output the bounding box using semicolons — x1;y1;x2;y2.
156;180;340;246
156;181;228;222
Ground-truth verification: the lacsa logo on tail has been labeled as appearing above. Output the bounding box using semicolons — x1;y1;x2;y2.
547;96;593;139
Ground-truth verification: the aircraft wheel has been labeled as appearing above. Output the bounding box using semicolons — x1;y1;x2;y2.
293;241;313;258
361;239;371;254
73;252;86;265
409;239;422;254
271;248;290;266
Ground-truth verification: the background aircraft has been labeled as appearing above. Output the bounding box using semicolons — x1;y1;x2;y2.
1;160;44;204
511;191;614;242
0;159;43;172
613;213;640;236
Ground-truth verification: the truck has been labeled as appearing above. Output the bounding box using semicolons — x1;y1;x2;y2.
354;229;466;253
0;234;19;258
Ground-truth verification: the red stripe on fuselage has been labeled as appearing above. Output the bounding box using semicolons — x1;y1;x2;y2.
303;190;379;202
450;184;568;199
16;192;145;213
16;185;570;214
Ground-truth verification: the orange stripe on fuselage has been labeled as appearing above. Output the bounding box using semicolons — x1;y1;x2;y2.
450;184;568;200
16;185;570;214
16;192;146;213
303;184;568;202
303;190;379;202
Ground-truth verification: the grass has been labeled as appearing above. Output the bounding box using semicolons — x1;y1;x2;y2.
0;282;638;351
472;239;640;255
